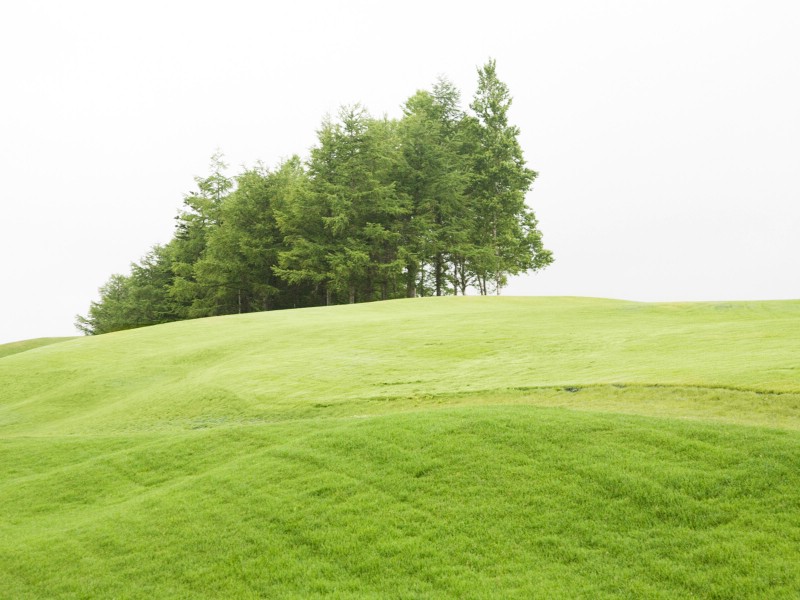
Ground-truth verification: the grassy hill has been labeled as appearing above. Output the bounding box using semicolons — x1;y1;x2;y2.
0;336;75;359
1;297;799;598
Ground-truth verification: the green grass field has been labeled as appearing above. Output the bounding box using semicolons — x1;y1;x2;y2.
0;336;75;359
1;297;799;598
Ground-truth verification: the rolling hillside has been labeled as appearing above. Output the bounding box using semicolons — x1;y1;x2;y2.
1;297;799;598
0;336;75;359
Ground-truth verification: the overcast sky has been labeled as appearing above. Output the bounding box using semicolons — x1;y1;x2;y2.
1;0;798;343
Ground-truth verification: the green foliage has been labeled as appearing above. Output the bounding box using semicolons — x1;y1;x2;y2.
78;60;553;333
468;58;553;293
167;151;233;318
194;165;287;314
75;245;180;335
399;83;472;296
4;298;800;597
276;106;409;304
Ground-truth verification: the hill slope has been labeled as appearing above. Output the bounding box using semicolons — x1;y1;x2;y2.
2;296;799;436
0;336;75;359
1;297;799;598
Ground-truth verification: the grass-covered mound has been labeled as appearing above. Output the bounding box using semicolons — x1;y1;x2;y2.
0;336;75;359
1;297;799;597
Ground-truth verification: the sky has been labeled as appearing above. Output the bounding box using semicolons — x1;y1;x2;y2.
1;0;798;344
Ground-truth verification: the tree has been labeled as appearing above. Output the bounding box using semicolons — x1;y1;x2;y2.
75;274;134;335
75;245;179;335
398;80;471;297
273;156;336;305
277;106;408;304
168;151;233;317
467;59;552;294
77;60;554;334
193;159;317;314
192;166;277;314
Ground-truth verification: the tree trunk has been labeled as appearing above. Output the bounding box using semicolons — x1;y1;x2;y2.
459;262;468;295
406;263;417;298
492;219;499;296
435;253;442;296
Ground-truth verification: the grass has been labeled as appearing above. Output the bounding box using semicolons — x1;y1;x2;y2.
0;336;75;359
1;296;799;598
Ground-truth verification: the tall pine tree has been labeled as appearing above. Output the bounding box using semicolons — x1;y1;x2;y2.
468;59;552;294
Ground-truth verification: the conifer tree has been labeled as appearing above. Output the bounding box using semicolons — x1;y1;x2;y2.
467;59;552;293
168;152;233;316
77;61;553;333
399;79;472;296
278;106;407;304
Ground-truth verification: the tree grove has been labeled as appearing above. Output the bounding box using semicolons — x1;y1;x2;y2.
76;60;553;335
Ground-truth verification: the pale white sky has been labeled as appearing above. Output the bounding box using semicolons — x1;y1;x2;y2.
1;0;798;343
